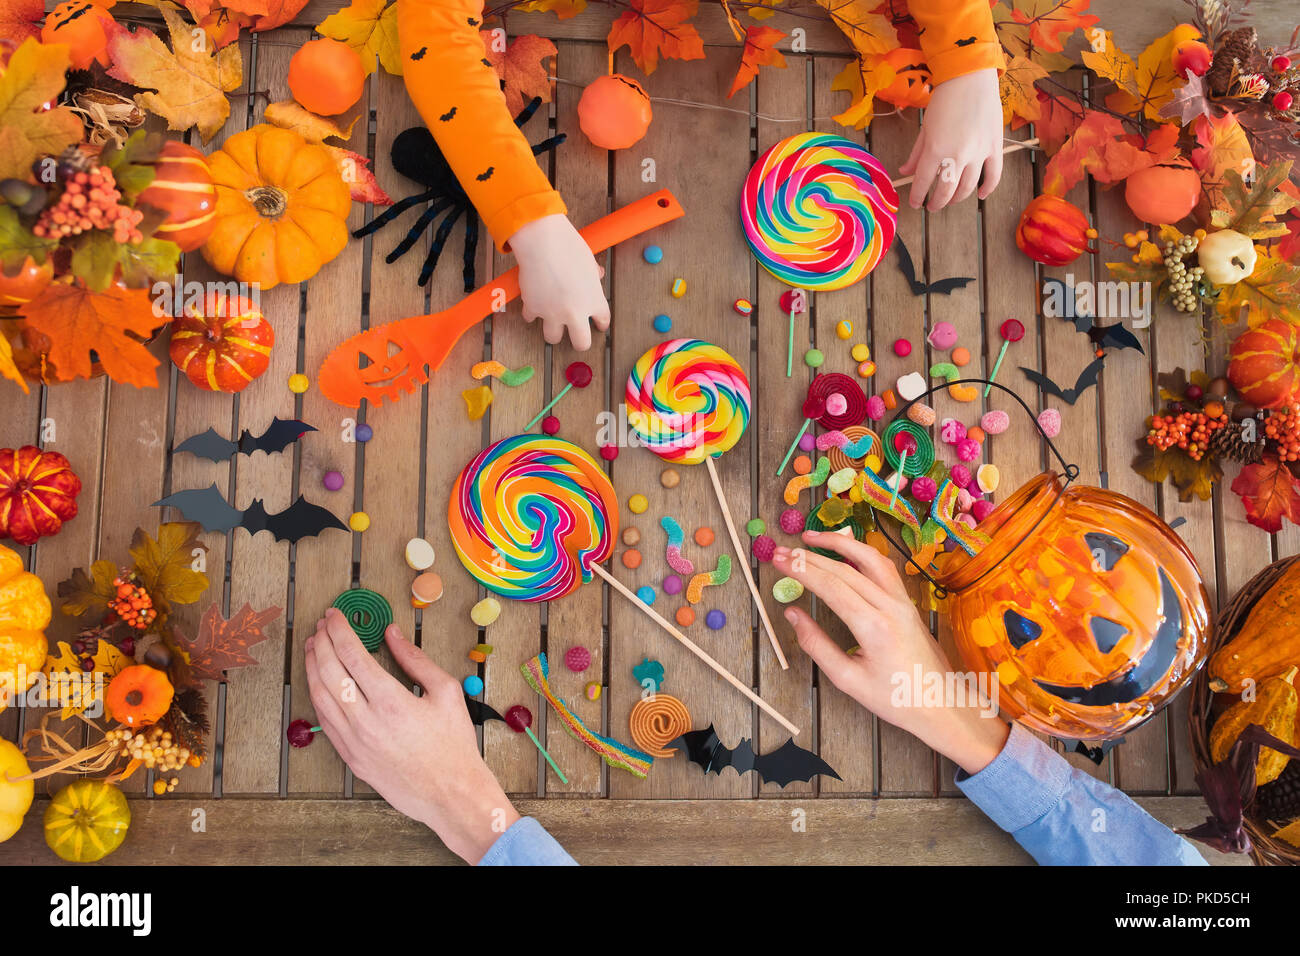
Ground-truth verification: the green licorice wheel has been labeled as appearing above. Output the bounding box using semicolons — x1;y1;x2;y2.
803;509;866;559
882;420;935;477
332;588;393;652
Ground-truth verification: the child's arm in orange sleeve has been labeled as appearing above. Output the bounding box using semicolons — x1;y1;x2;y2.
396;0;565;250
906;0;1005;85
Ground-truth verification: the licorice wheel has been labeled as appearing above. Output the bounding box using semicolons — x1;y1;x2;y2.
332;588;394;651
882;420;935;477
803;509;867;559
807;373;867;429
628;694;693;758
825;425;881;473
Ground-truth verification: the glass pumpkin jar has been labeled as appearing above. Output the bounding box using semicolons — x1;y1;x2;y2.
939;472;1212;741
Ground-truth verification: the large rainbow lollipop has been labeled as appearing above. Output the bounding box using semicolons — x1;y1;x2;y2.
741;131;898;292
625;339;787;670
449;435;618;602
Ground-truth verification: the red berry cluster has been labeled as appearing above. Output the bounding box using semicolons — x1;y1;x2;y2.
32;166;144;243
1146;409;1230;461
1265;403;1300;463
108;574;157;631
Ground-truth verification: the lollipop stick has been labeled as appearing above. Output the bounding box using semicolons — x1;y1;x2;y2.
704;456;789;671
523;726;568;783
889;450;907;509
591;563;798;733
775;418;812;477
984;342;1010;397
524;382;574;430
892;138;1040;187
787;307;795;378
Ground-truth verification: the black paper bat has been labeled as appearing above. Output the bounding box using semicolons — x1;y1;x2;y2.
894;236;975;296
465;697;503;725
667;724;841;788
174;418;317;462
1041;277;1145;354
153;484;347;543
1019;357;1105;405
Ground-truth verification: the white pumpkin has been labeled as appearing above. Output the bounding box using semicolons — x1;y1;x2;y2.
1197;230;1257;286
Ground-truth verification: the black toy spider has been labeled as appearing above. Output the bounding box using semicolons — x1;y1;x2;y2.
354;96;565;292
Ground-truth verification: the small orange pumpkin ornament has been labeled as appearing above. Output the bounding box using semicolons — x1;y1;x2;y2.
136;142;218;252
1228;318;1300;409
1015;194;1092;267
0;257;53;307
0;446;82;545
201;125;351;290
288;38;366;116
875;48;933;110
169;292;274;392
41;1;116;71
1124;161;1201;224
105;665;174;728
578;75;653;150
0;542;50;715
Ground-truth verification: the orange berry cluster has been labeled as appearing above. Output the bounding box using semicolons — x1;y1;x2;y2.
1122;229;1150;248
108;574;157;631
1146;408;1229;461
1265;403;1300;463
32;166;144;243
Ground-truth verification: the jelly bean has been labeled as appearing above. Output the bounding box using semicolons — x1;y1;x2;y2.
323;470;344;491
541;415;561;435
644;245;663;264
835;320;853;339
951;346;971;367
792;455;812;475
671;278;687;297
734;298;754;316
893;338;912;357
694;526;715;547
1038;408;1062;438
463;675;484;696
977;464;1000;493
585;682;603;701
355;424;373;443
772;577;804;603
599;444;619;461
636;585;657;605
967;426;986;443
827;467;856;495
908;403;936;427
956;487;975;512
866;395;886;420
622;548;643;569
622;527;641;546
660;468;680;488
653;314;672;333
288;373;310;393
882;389;898;410
798;433;816;452
675;606;695;627
663;575;683;595
858;360;877;378
805;348;825;368
851;343;870;362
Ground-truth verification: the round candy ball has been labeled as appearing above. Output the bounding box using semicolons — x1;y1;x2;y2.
835;320;853;340
463;674;484;696
792;455;812;475
694;526;715;547
893;338;912;357
971;499;995;522
471;597;502;626
955;438;981;462
851;343;870;362
643;245;663;264
348;511;370;532
825;393;848;416
1037;408;1062;438
951;346;971;367
628;493;649;514
675;606;695;627
288;373;310;393
585;682;603;701
746;518;766;536
805;348;825;368
323;470;344;491
752;534;776;562
660;468;680;488
541;415;561;435
980;410;1010;435
622;548;643;569
565;646;592;672
663;575;683;595
355;423;373;443
652;314;672;334
578;73;652;150
705;609;726;630
866;395;886;420
636;585;657;605
798;433;816;452
622;527;641;546
599;444;619;461
779;508;805;535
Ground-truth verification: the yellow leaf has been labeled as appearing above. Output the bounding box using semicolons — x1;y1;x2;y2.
1104;23;1199;122
130;522;209;615
0;39;84;182
43;640;131;719
0;334;29;395
316;0;402;77
516;0;587;18
815;0;897;58
1214;247;1300;327
999;55;1048;125
831;55;896;130
106;4;244;143
264;100;358;144
1079;29;1139;98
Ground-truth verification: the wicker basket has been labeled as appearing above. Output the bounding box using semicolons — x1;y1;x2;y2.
1188;554;1300;866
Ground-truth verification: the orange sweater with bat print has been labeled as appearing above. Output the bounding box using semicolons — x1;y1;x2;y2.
396;0;1002;250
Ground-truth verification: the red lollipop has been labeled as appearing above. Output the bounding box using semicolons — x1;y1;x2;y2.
893;432;918;454
777;395;827;476
526;361;594;430
505;704;568;782
986;319;1026;397
779;289;808;378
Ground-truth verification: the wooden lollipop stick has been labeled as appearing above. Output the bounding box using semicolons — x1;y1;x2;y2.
892;138;1040;187
704;456;789;671
591;563;799;735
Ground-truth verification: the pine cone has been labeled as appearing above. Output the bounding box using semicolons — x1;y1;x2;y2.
1208;419;1265;464
1254;759;1300;823
1207;26;1260;96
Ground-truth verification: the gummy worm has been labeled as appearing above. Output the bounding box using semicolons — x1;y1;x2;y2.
687;554;732;604
930;479;991;557
853;469;921;536
815;430;878;459
782;456;832;505
660;516;695;576
930;362;979;403
471;360;536;387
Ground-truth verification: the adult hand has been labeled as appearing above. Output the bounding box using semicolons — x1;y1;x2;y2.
770;531;1009;775
898;68;1004;211
509;213;610;351
305;608;518;863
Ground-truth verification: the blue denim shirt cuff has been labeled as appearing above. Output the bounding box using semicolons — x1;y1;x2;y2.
954;722;1074;834
477;816;578;866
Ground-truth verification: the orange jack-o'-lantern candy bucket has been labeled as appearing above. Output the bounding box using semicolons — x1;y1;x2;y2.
892;381;1212;742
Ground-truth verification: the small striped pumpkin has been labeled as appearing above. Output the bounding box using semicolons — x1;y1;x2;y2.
1229;318;1300;410
44;780;130;862
136;142;217;252
169;293;274;392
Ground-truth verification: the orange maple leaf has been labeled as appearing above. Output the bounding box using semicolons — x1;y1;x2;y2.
18;283;162;388
482;32;557;116
729;25;786;98
1231;455;1300;533
1010;0;1099;55
0;0;43;47
324;145;394;206
1191;111;1253;214
607;0;705;75
1042;110;1170;195
176;602;280;682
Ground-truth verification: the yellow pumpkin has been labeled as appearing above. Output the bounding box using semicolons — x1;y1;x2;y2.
200;124;351;290
44;779;131;862
0;738;34;843
0;542;50;713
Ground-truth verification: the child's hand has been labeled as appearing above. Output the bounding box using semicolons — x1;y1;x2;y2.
898;68;1004;211
508;214;611;351
304;608;519;863
771;531;1009;775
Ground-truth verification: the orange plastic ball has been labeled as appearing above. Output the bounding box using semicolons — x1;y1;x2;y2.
42;1;116;70
1124;162;1201;225
577;74;652;150
675;606;695;627
288;39;366;116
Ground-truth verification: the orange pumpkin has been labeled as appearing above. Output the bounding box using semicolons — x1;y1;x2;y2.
0;446;81;546
135;142;217;252
578;75;652;150
169;292;274;392
0;257;53;307
1015;194;1092;267
201;125;351;290
287;39;366;116
105;665;173;728
1124;161;1201;224
41;1;115;71
1228;318;1300;409
875;48;933;110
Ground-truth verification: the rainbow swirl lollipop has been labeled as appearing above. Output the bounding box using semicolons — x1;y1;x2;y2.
449;435;618;602
741;131;898;291
625;339;751;465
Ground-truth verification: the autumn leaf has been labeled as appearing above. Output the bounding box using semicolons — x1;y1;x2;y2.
516;0;587;19
999;55;1048;125
1156;366;1212;403
1191;111;1253;214
176;602;279;681
324;145;393;206
1231;454;1300;532
18;283;162;387
44;639;132;719
1079;29;1140;99
0;206;57;271
0;335;28;395
1210;162;1299;240
729;25;785;98
1214;247;1300;327
1160;71;1209;125
0;39;84;182
1105;239;1166;288
1042;109;1157;195
607;0;705;75
991;1;1073;73
237;0;309;31
316;0;402;76
130;522;209;616
0;0;42;47
1010;0;1099;54
483;33;557;116
1104;24;1199;123
106;5;244;143
264;100;357;144
816;0;897;58
58;560;119;618
1035;93;1085;154
830;54;896;129
70;231;181;293
1132;436;1220;502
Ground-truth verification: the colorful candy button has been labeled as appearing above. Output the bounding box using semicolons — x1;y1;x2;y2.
628;493;649;514
644;245;663;264
405;537;436;571
653;314;672;333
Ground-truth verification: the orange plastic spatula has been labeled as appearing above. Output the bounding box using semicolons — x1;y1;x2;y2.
319;189;685;408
